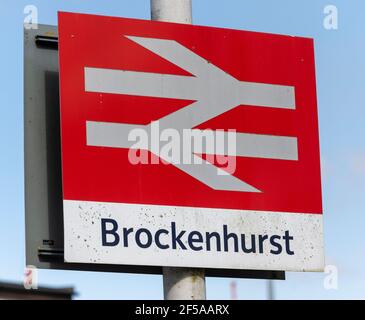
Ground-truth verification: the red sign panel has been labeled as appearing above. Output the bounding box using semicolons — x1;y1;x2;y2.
58;12;322;215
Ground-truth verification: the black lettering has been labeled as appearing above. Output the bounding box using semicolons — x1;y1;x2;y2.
123;227;134;247
283;230;295;255
223;225;238;252
188;231;203;251
241;234;256;253
206;232;221;251
269;235;282;255
135;228;153;248
258;234;268;253
101;218;119;246
171;222;187;250
155;229;169;249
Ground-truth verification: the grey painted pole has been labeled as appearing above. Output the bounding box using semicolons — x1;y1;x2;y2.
150;0;206;300
151;0;192;24
163;267;206;300
267;280;275;300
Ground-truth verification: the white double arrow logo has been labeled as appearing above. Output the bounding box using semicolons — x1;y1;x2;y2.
85;36;298;193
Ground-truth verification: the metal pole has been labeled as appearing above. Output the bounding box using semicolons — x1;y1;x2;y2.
151;0;192;24
267;280;275;300
163;267;206;300
150;0;206;300
230;281;238;300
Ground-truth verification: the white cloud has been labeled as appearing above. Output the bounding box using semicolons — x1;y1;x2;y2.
349;153;365;175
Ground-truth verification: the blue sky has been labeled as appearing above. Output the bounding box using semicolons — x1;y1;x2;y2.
0;0;364;299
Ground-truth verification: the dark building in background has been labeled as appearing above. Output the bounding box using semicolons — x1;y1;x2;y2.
0;282;75;300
